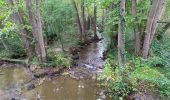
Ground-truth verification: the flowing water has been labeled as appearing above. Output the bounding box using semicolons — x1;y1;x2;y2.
24;76;111;100
0;33;112;100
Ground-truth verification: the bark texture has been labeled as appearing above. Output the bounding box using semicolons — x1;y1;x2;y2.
93;1;99;40
142;0;165;58
81;0;86;42
118;0;126;68
71;0;83;41
25;0;46;63
132;0;141;55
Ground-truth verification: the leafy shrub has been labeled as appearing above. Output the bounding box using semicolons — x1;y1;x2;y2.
42;0;78;46
0;33;26;58
99;59;136;99
151;34;170;67
132;56;164;68
0;50;9;58
100;57;170;99
47;49;72;68
132;66;170;98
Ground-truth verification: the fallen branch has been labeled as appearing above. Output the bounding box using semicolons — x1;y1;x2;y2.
0;58;27;65
157;21;170;23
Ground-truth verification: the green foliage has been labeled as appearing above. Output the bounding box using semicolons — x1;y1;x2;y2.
32;57;39;65
0;0;27;59
47;49;72;68
131;64;170;98
100;56;170;99
42;0;78;45
0;31;26;58
99;59;136;99
151;34;170;67
0;50;9;58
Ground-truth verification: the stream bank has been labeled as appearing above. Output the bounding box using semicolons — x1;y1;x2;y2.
0;34;112;100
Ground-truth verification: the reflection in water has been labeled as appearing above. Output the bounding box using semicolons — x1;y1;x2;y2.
0;67;112;100
0;67;31;99
0;33;112;100
24;76;111;100
0;67;31;90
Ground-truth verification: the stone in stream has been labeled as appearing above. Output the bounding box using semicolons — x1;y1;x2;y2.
83;64;93;69
11;98;16;100
97;90;106;100
132;97;141;100
72;54;79;60
27;83;35;91
91;73;97;80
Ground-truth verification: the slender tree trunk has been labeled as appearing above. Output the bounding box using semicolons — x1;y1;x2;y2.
149;0;165;43
132;0;141;55
93;1;99;40
81;0;86;42
142;0;165;58
71;0;83;42
86;15;91;31
101;9;105;31
118;0;126;68
35;0;46;62
7;0;33;63
25;0;46;63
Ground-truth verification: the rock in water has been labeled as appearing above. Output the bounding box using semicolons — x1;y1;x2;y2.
11;98;16;100
27;83;35;91
132;97;141;100
92;73;97;80
72;54;79;60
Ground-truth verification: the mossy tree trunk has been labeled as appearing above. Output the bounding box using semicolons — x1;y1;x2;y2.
118;0;126;68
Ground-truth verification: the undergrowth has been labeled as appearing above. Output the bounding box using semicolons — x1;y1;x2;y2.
99;57;170;100
47;48;72;68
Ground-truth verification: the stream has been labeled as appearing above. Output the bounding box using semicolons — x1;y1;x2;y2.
0;34;112;100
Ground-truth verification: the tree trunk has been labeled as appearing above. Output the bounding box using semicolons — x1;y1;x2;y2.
25;0;46;63
142;0;165;58
149;0;165;43
101;9;105;32
7;0;33;63
118;0;126;68
132;0;141;55
93;1;99;40
86;15;91;31
81;0;86;42
35;0;46;62
71;0;83;42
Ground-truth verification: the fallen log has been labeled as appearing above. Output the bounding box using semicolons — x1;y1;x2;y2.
0;58;27;65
